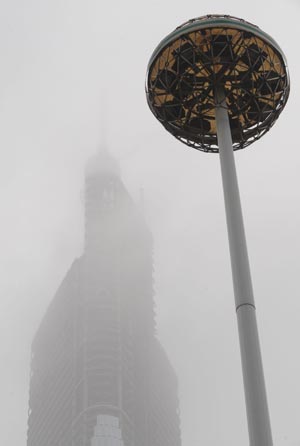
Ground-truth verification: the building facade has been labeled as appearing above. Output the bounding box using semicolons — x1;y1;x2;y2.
90;415;124;446
27;151;181;446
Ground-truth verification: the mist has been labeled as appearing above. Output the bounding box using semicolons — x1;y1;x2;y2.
0;0;299;445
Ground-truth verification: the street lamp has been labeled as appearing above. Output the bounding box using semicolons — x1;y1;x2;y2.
146;14;290;446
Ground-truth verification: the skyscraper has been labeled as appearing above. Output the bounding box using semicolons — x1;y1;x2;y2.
27;150;181;446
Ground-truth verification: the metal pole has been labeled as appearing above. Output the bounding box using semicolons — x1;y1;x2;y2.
215;87;273;446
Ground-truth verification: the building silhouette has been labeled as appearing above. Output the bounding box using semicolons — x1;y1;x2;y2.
27;150;181;446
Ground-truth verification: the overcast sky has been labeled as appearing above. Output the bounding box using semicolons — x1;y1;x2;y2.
0;0;299;445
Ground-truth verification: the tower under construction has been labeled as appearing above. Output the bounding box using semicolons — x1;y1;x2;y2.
27;150;181;446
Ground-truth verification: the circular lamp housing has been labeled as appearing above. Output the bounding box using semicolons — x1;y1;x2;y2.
146;15;290;152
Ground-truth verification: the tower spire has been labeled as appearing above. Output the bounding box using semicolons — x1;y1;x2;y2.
85;148;120;179
84;149;121;254
99;89;108;149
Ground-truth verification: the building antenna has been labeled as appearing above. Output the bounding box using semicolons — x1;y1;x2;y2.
99;91;108;150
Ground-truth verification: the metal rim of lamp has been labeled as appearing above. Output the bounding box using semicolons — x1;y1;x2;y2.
146;14;290;153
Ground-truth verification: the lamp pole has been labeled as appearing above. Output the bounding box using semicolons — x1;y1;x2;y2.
215;86;272;446
146;14;290;446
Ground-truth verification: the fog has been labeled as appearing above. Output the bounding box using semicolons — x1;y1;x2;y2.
0;0;299;445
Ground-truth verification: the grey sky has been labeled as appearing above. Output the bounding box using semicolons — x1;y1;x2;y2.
0;0;299;445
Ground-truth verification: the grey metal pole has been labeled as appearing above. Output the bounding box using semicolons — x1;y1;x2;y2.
215;87;273;446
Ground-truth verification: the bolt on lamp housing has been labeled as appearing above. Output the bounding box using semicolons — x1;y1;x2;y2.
146;14;290;152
